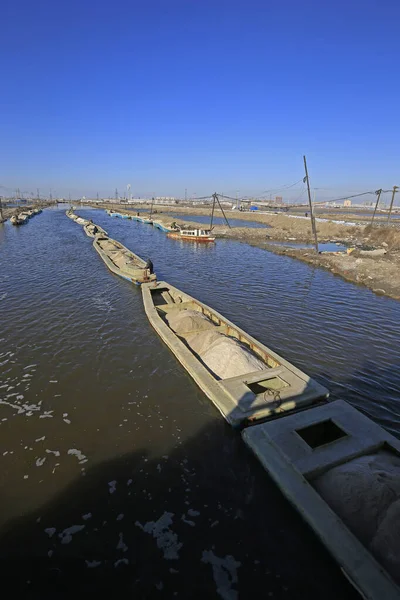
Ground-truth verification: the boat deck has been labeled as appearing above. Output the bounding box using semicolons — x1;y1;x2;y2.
142;281;328;427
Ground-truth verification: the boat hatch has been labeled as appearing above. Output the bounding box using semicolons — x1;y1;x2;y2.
150;287;174;306
295;419;347;450
246;377;289;394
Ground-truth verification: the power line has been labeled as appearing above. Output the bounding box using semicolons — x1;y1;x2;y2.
316;189;392;204
258;178;305;197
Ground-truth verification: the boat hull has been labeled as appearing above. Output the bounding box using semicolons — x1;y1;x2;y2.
142;281;328;427
242;400;400;599
93;236;156;286
167;232;215;242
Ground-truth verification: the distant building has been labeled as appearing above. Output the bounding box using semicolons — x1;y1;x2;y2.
275;196;283;204
344;199;352;207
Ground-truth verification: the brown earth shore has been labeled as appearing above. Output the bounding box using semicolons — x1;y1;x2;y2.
96;203;400;302
2;202;50;220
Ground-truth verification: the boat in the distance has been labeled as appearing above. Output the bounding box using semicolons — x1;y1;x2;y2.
153;220;179;233
11;208;42;225
83;222;108;238
93;235;156;285
10;215;26;226
167;227;215;243
142;281;328;427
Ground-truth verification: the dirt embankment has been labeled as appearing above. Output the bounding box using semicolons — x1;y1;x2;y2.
2;203;49;220
103;203;400;301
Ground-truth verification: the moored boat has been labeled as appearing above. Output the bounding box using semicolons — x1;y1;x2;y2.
93;235;156;285
10;215;26;226
83;222;108;238
142;281;328;427
153;221;179;233
66;209;78;221
242;400;400;599
167;227;215;242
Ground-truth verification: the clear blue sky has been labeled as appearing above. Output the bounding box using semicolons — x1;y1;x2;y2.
1;0;399;201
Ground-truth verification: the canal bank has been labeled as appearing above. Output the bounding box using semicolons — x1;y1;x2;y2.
1;206;399;597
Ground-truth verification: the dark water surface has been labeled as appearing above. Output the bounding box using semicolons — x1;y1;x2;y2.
1;206;399;598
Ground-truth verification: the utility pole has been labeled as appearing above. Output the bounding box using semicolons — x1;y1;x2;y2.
371;189;383;225
185;188;187;203
209;192;231;229
50;188;53;202
115;188;119;201
303;155;319;253
37;188;40;201
387;185;398;224
97;192;99;202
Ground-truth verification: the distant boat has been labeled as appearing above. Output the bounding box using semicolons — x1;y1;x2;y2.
167;227;215;243
10;215;26;226
83;222;108;238
153;221;179;233
93;235;156;286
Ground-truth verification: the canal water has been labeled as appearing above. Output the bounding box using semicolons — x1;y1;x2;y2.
1;206;399;598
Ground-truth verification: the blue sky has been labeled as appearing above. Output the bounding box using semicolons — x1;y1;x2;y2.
1;0;399;201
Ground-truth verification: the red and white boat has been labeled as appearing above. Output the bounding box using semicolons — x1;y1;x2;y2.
167;227;215;243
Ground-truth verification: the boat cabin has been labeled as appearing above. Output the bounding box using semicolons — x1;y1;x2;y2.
180;229;211;237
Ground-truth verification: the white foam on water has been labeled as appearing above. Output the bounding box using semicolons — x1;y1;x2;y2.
36;457;46;467
116;513;124;521
24;365;37;370
114;558;129;567
44;528;56;538
63;418;71;424
82;513;92;520
188;509;200;517
35;436;46;442
117;532;128;552
67;448;88;464
86;560;101;568
135;512;183;560
59;524;85;544
39;411;54;419
46;449;60;457
201;550;241;600
108;480;117;494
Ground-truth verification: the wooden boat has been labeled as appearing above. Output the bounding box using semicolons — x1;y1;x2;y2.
93;235;156;285
83;222;107;238
242;400;400;599
66;209;78;221
10;215;26;226
153;221;179;233
167;227;215;242
142;281;328;427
